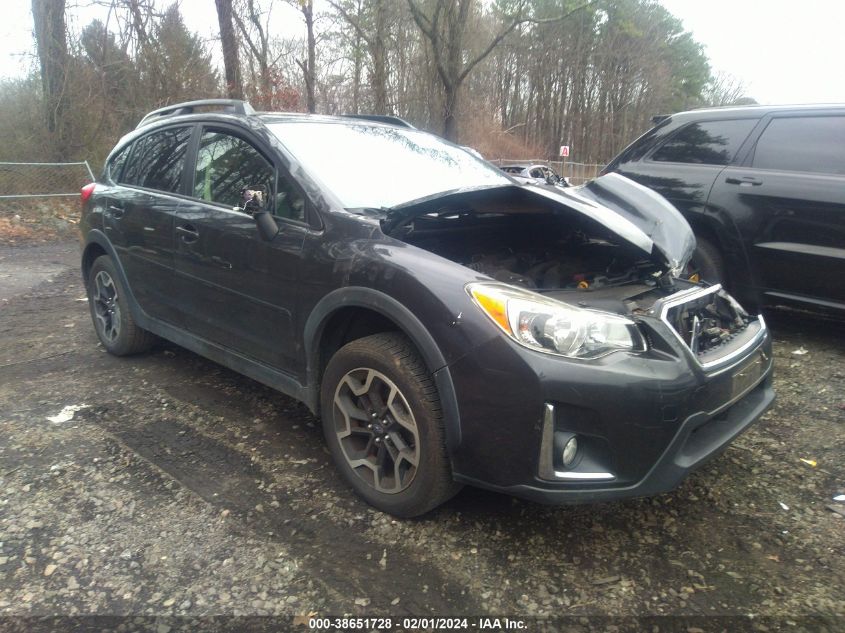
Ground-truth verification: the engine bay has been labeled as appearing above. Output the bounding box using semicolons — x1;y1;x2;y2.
396;211;663;293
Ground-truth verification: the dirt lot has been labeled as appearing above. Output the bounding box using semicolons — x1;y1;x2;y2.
1;240;844;630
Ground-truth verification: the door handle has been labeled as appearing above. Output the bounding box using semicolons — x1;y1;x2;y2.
176;224;199;243
107;204;125;219
725;175;763;186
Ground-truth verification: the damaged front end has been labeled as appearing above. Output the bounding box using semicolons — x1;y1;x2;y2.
651;283;767;370
383;173;766;367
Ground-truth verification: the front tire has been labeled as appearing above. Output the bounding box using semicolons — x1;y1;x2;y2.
87;255;155;356
320;333;461;517
688;236;726;285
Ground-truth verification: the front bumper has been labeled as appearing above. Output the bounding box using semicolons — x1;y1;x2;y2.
446;312;774;504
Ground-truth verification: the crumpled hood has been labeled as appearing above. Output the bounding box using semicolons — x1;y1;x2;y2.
553;173;696;273
385;173;695;273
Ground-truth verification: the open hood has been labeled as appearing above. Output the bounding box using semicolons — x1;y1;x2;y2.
561;173;696;273
384;173;695;273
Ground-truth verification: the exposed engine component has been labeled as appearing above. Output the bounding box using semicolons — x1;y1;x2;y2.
461;247;652;291
665;288;750;357
398;210;661;292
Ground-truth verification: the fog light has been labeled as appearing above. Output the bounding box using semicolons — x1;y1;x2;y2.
562;436;578;467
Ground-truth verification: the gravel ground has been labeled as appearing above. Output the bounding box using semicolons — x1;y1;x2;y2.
1;240;844;629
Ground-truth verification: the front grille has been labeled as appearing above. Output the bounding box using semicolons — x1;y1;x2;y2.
658;285;753;359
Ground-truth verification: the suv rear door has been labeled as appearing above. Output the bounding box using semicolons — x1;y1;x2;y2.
615;118;759;221
708;112;845;309
108;125;193;325
173;125;312;371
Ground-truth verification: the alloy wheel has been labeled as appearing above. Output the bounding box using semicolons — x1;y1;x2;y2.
92;270;121;343
332;368;420;494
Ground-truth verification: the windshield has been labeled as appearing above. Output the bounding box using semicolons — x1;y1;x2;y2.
268;121;510;208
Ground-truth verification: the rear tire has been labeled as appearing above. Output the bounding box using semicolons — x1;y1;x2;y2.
320;332;461;517
689;236;726;285
87;255;155;356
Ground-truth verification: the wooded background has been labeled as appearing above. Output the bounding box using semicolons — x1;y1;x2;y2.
4;0;753;170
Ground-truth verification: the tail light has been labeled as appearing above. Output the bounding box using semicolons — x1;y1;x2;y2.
80;182;96;206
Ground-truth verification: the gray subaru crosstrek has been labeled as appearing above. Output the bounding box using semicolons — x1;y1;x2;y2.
79;99;774;516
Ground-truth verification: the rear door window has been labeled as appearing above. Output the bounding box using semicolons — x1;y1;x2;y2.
651;119;757;165
751;116;845;175
121;126;192;193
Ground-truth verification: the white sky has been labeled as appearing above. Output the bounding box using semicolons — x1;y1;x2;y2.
659;0;845;104
2;0;844;105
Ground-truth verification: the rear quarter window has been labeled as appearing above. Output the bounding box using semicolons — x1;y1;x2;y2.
751;116;845;175
121;126;192;193
105;145;130;183
651;119;757;165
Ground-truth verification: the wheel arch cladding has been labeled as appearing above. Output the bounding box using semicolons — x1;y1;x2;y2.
304;287;462;451
82;230;145;323
81;242;108;284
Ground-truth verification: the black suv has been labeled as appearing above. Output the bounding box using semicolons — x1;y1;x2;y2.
604;104;845;315
80;99;774;517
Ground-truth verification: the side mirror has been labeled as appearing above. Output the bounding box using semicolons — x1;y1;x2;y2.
254;211;279;241
241;187;266;215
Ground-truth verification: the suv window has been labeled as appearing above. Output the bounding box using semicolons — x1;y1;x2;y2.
651;119;757;165
121;126;192;193
752;116;845;175
106;145;130;183
193;130;306;222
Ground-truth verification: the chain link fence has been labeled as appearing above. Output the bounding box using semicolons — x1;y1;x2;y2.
490;159;606;186
0;162;95;242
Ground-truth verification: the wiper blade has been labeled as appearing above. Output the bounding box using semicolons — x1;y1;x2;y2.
346;206;392;218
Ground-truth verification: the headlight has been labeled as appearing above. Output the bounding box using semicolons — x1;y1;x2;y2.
468;283;646;359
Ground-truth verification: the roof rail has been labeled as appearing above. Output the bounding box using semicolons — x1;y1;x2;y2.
137;99;256;128
340;114;416;129
651;114;670;125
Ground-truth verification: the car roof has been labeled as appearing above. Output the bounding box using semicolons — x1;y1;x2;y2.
113;104;420;158
133;100;418;135
664;103;845;123
255;112;414;128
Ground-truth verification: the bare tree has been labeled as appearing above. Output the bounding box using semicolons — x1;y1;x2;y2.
407;0;591;141
233;0;274;103
705;71;749;107
330;0;389;113
216;0;244;98
294;0;317;113
32;0;69;158
2;0;721;166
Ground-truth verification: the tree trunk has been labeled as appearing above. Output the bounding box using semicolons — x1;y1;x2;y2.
350;1;363;114
215;0;243;99
301;0;317;113
443;81;459;140
32;0;69;159
370;0;388;113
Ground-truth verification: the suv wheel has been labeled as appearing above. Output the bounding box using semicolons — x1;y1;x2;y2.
320;333;461;517
87;255;155;356
688;236;725;285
